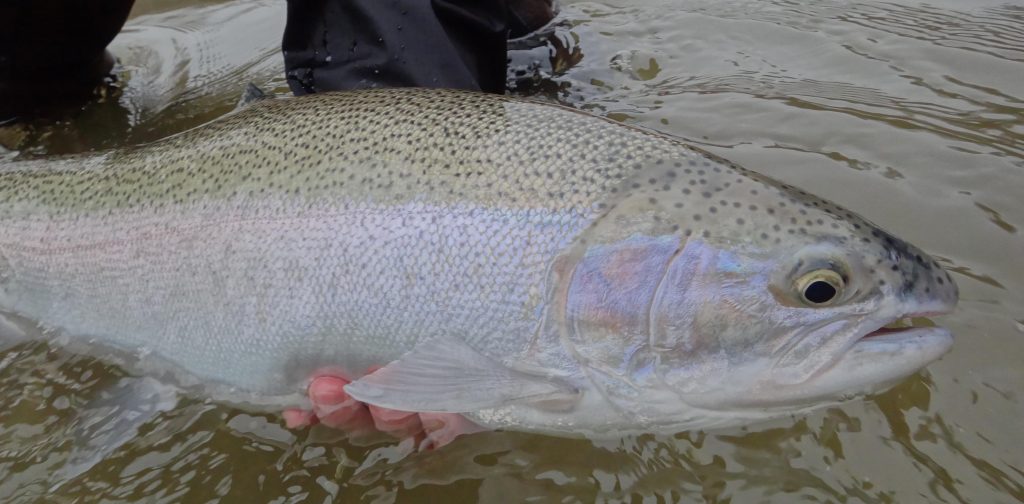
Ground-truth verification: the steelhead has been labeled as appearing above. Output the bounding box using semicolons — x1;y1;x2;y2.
0;89;957;436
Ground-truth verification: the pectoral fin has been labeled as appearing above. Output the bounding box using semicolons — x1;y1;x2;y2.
345;336;578;413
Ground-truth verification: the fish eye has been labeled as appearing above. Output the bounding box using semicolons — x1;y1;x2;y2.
795;269;845;306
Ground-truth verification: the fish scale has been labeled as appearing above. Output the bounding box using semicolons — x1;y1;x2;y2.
0;89;955;421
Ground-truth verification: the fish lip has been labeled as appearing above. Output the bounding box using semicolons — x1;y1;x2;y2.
857;306;956;341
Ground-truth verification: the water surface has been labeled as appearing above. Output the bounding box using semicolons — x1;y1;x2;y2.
0;0;1021;502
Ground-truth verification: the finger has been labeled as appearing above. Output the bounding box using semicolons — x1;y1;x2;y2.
368;404;423;438
308;375;372;430
283;408;318;428
418;413;487;450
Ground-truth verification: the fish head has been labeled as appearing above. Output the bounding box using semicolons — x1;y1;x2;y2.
650;227;958;414
559;170;958;431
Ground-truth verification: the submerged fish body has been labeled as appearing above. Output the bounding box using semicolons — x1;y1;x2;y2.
0;89;957;436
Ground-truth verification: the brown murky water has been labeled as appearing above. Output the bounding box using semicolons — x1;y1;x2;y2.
1;0;1022;502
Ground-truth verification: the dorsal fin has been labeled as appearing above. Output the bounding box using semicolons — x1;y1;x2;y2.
236;82;274;109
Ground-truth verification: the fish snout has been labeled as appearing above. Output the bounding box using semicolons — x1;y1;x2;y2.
897;249;959;314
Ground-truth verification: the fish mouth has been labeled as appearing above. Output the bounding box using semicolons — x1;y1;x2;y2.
859;310;949;340
664;303;957;415
806;307;956;401
747;308;956;409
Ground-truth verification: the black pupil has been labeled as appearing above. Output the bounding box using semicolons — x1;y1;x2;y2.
804;280;837;304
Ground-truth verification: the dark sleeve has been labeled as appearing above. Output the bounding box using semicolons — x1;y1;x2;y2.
281;0;513;95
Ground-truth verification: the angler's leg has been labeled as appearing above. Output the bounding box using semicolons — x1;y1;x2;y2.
0;0;135;120
282;0;511;95
281;0;555;96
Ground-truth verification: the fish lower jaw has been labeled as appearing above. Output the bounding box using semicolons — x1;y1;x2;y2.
733;324;953;413
815;326;950;406
850;311;954;366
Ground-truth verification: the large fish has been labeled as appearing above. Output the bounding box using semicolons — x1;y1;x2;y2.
0;89;957;437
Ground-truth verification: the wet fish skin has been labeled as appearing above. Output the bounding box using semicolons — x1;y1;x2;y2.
0;89;957;435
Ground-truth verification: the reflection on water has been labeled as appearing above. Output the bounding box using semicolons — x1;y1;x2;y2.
1;0;1022;502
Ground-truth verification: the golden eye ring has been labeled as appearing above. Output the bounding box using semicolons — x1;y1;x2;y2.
795;269;845;306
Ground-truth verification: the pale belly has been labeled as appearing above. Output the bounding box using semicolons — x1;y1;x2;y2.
0;197;590;398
